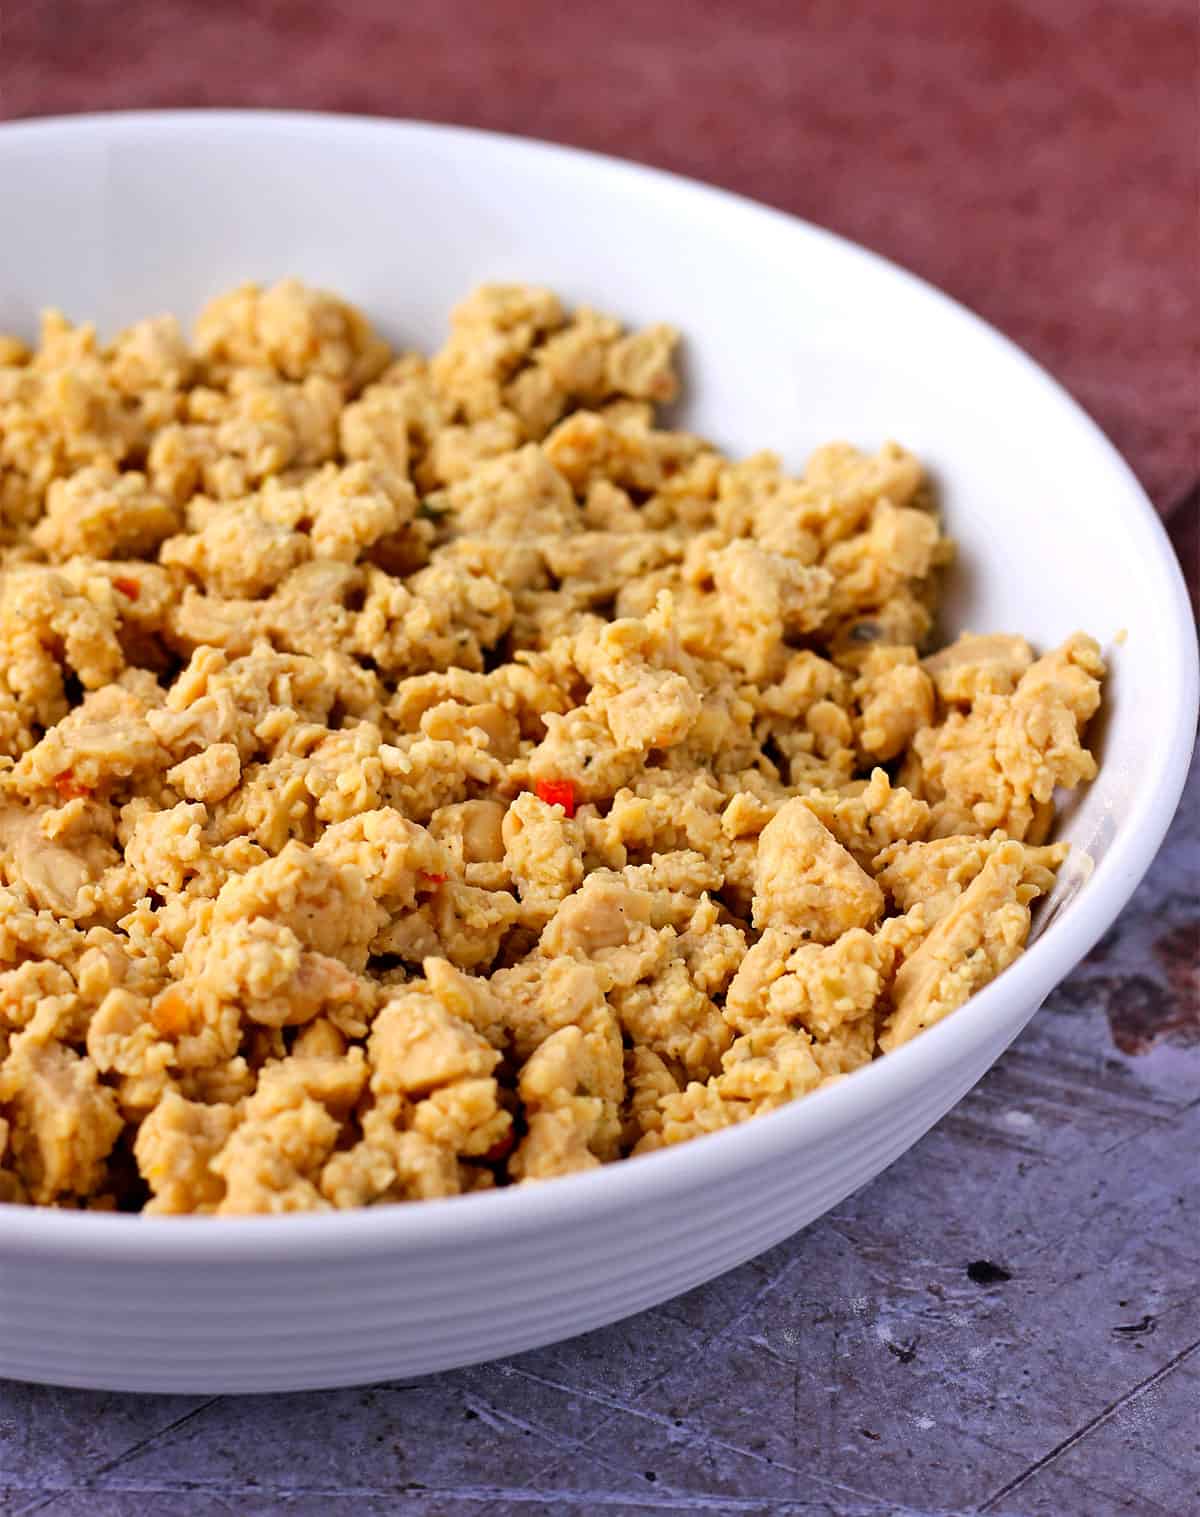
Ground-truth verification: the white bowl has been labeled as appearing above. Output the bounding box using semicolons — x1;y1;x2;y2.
0;111;1194;1395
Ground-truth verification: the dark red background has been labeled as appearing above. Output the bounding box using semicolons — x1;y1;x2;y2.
2;0;1196;585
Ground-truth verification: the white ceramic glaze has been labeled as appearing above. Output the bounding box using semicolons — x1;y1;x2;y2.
0;112;1194;1395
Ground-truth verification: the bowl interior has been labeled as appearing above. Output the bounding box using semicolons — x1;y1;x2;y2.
0;111;1192;1000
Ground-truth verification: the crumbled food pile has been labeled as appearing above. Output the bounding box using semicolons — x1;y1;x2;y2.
0;280;1104;1213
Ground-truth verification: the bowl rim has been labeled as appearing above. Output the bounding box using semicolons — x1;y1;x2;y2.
0;107;1195;1262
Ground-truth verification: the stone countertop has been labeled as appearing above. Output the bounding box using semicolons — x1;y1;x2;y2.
1;1;1197;1513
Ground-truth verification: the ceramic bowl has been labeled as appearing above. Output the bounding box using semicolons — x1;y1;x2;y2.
0;111;1194;1393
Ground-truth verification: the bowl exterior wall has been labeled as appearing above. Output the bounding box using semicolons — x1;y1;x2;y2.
1;1020;1014;1393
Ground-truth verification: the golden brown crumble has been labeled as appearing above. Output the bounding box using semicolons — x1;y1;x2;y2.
0;279;1102;1212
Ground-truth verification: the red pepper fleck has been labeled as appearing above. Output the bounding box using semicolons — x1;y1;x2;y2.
113;577;140;601
151;987;195;1038
483;1129;515;1163
54;770;91;801
419;871;447;887
535;779;576;817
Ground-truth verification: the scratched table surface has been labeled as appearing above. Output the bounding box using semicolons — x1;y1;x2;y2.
1;2;1197;1513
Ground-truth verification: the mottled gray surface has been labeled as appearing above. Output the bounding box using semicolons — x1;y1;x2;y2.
1;746;1196;1515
